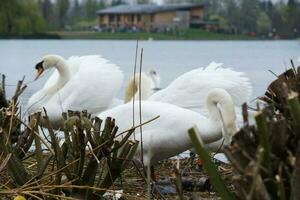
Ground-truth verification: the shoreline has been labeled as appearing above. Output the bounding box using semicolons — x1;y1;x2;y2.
0;29;282;41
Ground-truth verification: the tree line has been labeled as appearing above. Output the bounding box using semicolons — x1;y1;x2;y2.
0;0;106;35
0;0;46;36
165;0;300;38
0;0;299;38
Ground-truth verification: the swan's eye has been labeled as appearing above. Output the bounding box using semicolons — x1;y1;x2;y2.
150;70;156;75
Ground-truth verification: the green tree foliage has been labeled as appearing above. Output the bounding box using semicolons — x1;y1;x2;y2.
56;0;70;29
240;0;260;33
256;12;272;36
68;0;83;25
279;0;300;37
138;0;151;4
0;0;46;35
85;0;105;20
199;0;300;38
41;0;55;28
111;0;124;6
1;0;299;37
217;0;240;33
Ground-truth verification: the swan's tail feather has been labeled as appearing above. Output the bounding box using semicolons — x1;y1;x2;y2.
203;62;253;106
205;61;224;70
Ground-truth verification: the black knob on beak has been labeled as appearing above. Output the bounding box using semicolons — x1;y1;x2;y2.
35;61;44;80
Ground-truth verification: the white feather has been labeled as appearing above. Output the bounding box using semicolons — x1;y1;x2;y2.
98;88;237;165
27;55;123;128
149;62;252;124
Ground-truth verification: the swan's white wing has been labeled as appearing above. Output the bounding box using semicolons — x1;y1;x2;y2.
149;62;252;115
98;101;206;164
98;101;224;164
47;55;123;115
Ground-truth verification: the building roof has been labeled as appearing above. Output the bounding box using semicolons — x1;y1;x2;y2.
97;3;206;15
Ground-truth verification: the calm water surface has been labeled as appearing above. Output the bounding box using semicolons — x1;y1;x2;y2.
0;39;299;108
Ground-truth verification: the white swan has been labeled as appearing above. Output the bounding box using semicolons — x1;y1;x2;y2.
147;69;161;91
124;72;154;103
124;70;161;103
150;62;253;151
98;88;237;166
27;55;123;128
124;62;252;124
149;62;252;122
122;62;252;152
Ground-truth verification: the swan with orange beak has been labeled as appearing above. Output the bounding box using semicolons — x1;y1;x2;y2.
27;55;124;129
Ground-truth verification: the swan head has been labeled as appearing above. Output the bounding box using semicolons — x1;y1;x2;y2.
147;69;161;90
35;55;64;80
148;69;157;77
124;72;154;103
206;88;238;144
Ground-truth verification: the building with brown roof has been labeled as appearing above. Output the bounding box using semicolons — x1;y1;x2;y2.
96;3;208;31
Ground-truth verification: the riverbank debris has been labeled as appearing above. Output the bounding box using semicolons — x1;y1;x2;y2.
0;76;139;199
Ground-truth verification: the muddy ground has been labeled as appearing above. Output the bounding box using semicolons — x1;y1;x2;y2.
0;155;233;199
109;155;234;200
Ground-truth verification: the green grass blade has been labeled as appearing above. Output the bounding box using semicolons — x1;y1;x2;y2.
188;126;235;200
255;112;271;170
288;92;300;132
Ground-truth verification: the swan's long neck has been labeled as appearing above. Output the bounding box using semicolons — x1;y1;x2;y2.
206;88;237;144
124;73;153;103
44;57;71;97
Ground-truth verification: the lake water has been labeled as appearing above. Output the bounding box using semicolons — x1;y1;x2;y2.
0;39;299;108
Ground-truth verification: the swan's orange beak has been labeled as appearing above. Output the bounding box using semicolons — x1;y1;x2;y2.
35;61;44;80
